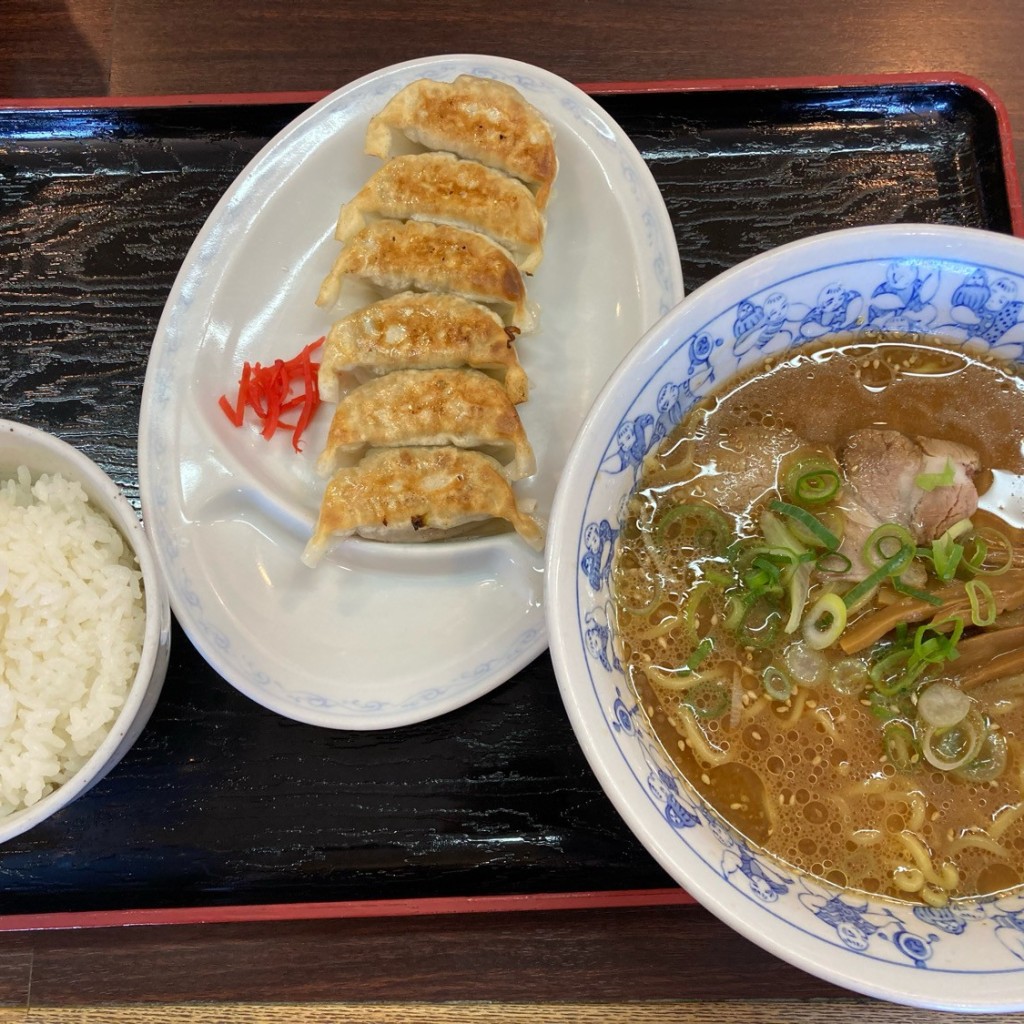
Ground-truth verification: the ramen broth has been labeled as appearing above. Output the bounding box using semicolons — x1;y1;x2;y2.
612;335;1024;906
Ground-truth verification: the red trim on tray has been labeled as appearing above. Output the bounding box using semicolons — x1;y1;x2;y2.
0;887;696;933
2;71;1021;237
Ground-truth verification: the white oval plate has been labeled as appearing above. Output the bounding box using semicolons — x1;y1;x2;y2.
138;54;684;729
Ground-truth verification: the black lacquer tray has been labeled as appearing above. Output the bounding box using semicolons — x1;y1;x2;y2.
0;73;1018;925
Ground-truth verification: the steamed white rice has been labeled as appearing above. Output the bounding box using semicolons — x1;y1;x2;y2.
0;466;145;817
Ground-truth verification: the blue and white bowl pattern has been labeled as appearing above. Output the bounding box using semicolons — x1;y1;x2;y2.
592;256;1024;493
551;225;1024;1010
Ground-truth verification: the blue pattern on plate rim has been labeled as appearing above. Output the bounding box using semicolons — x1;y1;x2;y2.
576;252;1024;973
230;626;544;715
142;57;681;722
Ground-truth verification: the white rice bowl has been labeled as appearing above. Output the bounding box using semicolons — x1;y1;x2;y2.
0;420;170;842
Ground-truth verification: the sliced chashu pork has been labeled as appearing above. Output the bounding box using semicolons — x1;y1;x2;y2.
836;428;980;580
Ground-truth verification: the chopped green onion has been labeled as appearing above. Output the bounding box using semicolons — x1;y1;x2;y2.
816;551;853;575
862;524;915;575
924;519;974;582
743;513;814;636
921;711;985;771
869;690;906;721
782;454;842;506
670;636;715;676
831;657;869;696
758;510;808;558
916;681;971;729
782;640;829;687
678;581;714;642
725;535;758;566
801;591;848;650
724;592;748;632
971;526;1014;577
762;665;794;701
883;720;918;771
654;502;732;554
954;729;1008;782
784;561;813;635
947;519;974;541
702;567;734;587
966;579;997;626
684;680;730;719
732;542;801;575
931;533;964;581
870;648;927;696
915;457;955;492
929;614;965;653
962;535;989;575
732;592;784;649
792;508;846;551
891;578;943;606
843;547;912;609
769;500;840;551
796;470;841;504
912;621;961;667
743;554;785;597
865;616;964;699
782;460;839;507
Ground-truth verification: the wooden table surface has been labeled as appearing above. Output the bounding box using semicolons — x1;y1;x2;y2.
4;0;1024;1020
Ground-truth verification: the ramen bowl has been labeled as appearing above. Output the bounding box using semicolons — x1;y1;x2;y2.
546;223;1024;1012
0;420;171;844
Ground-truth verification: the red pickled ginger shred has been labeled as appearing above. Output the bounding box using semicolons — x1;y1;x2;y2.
218;336;324;453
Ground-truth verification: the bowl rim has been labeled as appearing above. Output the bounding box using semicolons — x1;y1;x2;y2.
0;418;171;843
545;222;1024;1011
